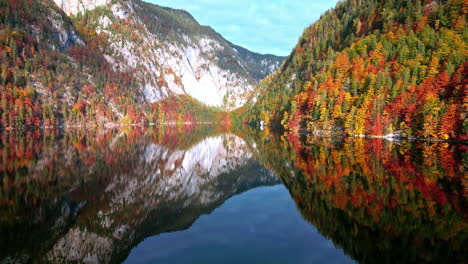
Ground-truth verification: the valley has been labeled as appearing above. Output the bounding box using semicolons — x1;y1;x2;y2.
0;1;466;263
0;0;283;129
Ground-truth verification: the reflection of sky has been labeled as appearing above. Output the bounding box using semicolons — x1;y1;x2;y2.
147;0;339;56
125;185;354;264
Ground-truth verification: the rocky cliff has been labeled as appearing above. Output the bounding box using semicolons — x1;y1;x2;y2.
0;0;284;129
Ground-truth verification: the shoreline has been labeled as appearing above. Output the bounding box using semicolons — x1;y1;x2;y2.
304;130;468;144
0;121;228;131
3;123;467;144
258;124;468;144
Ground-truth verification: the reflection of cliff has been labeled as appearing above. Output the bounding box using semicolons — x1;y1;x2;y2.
0;126;278;263
247;129;467;264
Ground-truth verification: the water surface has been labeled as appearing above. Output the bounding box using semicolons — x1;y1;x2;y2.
125;185;352;264
0;125;465;263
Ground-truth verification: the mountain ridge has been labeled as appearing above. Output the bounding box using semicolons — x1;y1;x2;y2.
0;0;284;129
243;0;467;140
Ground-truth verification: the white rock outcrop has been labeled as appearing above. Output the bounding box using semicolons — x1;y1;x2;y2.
53;0;111;15
51;0;282;110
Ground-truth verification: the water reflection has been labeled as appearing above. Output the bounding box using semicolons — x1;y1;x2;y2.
0;125;279;263
248;128;467;264
125;185;354;264
0;125;466;263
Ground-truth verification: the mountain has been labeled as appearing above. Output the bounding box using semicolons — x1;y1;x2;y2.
243;0;467;140
0;0;284;129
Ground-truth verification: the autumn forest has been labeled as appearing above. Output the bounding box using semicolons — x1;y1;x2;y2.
243;0;467;141
0;0;467;263
0;0;466;142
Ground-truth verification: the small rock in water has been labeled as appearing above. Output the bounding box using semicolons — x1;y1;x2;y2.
385;131;403;139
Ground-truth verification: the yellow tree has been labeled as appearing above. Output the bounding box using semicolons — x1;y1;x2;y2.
427;56;440;77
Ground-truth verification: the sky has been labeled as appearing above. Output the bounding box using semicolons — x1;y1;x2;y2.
147;0;339;56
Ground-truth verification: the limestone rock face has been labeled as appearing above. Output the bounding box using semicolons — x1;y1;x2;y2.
51;0;284;110
53;0;112;15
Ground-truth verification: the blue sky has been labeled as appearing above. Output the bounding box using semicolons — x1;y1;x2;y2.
147;0;339;56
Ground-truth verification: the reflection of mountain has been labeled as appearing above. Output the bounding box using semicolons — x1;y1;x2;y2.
246;129;467;264
0;126;278;263
3;126;465;264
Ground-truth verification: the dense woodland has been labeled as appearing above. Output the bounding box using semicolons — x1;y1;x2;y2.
243;0;467;140
0;0;233;129
1;0;466;140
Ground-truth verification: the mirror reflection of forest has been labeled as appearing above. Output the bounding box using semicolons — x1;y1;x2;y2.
0;124;466;263
249;128;466;264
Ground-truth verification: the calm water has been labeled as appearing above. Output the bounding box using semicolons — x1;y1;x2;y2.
0;125;466;263
125;185;352;264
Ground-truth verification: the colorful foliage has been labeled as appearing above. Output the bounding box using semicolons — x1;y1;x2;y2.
245;0;468;140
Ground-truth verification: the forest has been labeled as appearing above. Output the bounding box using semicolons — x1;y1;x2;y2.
243;0;467;140
1;0;466;141
0;0;232;130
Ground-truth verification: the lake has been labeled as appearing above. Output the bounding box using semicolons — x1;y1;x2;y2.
0;125;466;263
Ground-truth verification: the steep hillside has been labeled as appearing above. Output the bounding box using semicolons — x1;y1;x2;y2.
228;42;283;82
244;0;467;140
81;0;284;108
0;0;284;129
